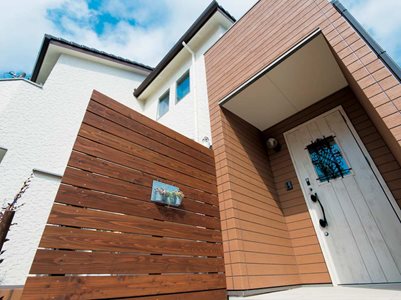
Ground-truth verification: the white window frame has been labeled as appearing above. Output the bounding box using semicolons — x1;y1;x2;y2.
176;70;190;103
157;90;170;119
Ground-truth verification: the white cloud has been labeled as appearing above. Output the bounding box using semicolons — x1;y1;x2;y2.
0;0;61;75
2;0;398;78
341;0;401;63
98;0;168;25
0;0;257;76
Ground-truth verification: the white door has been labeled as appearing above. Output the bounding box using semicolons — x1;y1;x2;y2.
285;108;401;285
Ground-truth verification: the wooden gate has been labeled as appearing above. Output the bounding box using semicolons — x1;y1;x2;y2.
22;91;225;299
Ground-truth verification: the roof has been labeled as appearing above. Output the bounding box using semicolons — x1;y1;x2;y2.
133;1;236;98
332;0;401;83
31;34;153;83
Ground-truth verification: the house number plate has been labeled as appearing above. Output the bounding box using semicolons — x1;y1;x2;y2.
151;180;184;207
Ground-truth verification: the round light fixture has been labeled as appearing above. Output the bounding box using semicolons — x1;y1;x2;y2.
266;137;281;152
202;136;211;149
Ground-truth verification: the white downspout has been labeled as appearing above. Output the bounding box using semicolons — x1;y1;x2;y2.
182;41;198;142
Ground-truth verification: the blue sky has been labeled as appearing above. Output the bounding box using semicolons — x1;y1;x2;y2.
0;0;400;79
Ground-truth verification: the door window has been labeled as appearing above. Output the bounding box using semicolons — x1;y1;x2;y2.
306;136;351;182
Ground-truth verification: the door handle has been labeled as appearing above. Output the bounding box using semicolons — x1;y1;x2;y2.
310;193;328;228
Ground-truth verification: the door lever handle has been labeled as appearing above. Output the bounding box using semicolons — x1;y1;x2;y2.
310;193;328;228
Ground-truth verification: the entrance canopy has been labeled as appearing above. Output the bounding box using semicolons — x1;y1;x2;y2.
220;30;348;131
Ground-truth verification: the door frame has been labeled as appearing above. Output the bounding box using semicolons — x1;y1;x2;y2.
283;105;401;285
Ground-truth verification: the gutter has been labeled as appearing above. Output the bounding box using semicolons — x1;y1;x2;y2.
332;0;401;83
182;42;199;142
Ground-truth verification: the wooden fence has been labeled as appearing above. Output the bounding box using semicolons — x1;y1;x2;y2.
22;91;225;299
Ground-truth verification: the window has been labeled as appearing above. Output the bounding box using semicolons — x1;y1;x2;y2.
157;91;169;119
176;71;190;102
0;148;6;164
306;136;351;183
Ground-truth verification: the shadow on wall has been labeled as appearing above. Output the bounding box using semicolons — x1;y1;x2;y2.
221;107;282;209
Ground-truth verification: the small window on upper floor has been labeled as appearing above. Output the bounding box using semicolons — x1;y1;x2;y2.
176;71;190;102
157;91;170;119
0;148;7;164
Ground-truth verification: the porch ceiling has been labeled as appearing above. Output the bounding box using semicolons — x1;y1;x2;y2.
221;33;348;131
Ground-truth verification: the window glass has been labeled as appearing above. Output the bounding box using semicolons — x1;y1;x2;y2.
157;91;169;118
176;71;190;102
306;136;351;182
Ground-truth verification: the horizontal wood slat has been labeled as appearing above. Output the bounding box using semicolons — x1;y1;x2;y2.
86;100;216;175
77;121;216;193
31;250;224;274
67;151;220;217
82;111;216;183
73;136;219;205
39;226;223;257
49;204;221;243
23;91;225;299
22;274;226;299
118;289;227;300
62;167;220;229
55;184;220;231
90;90;213;158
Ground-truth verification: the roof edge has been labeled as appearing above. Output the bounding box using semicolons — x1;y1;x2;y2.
0;77;43;89
31;35;50;82
332;0;401;83
133;0;235;98
31;34;153;83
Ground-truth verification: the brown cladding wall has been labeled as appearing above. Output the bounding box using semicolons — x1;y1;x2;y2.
215;89;401;291
218;109;302;290
22;91;226;299
206;0;401;161
205;0;401;292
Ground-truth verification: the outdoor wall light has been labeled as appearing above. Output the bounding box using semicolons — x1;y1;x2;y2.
202;136;211;149
266;137;281;152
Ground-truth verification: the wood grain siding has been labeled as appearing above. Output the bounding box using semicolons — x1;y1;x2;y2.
264;87;401;285
205;0;401;291
206;0;401;162
22;91;225;299
218;109;299;290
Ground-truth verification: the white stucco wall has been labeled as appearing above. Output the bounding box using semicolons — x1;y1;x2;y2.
0;55;146;286
142;25;227;145
0;16;230;287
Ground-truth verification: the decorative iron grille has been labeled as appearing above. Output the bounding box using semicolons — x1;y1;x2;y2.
306;136;352;182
